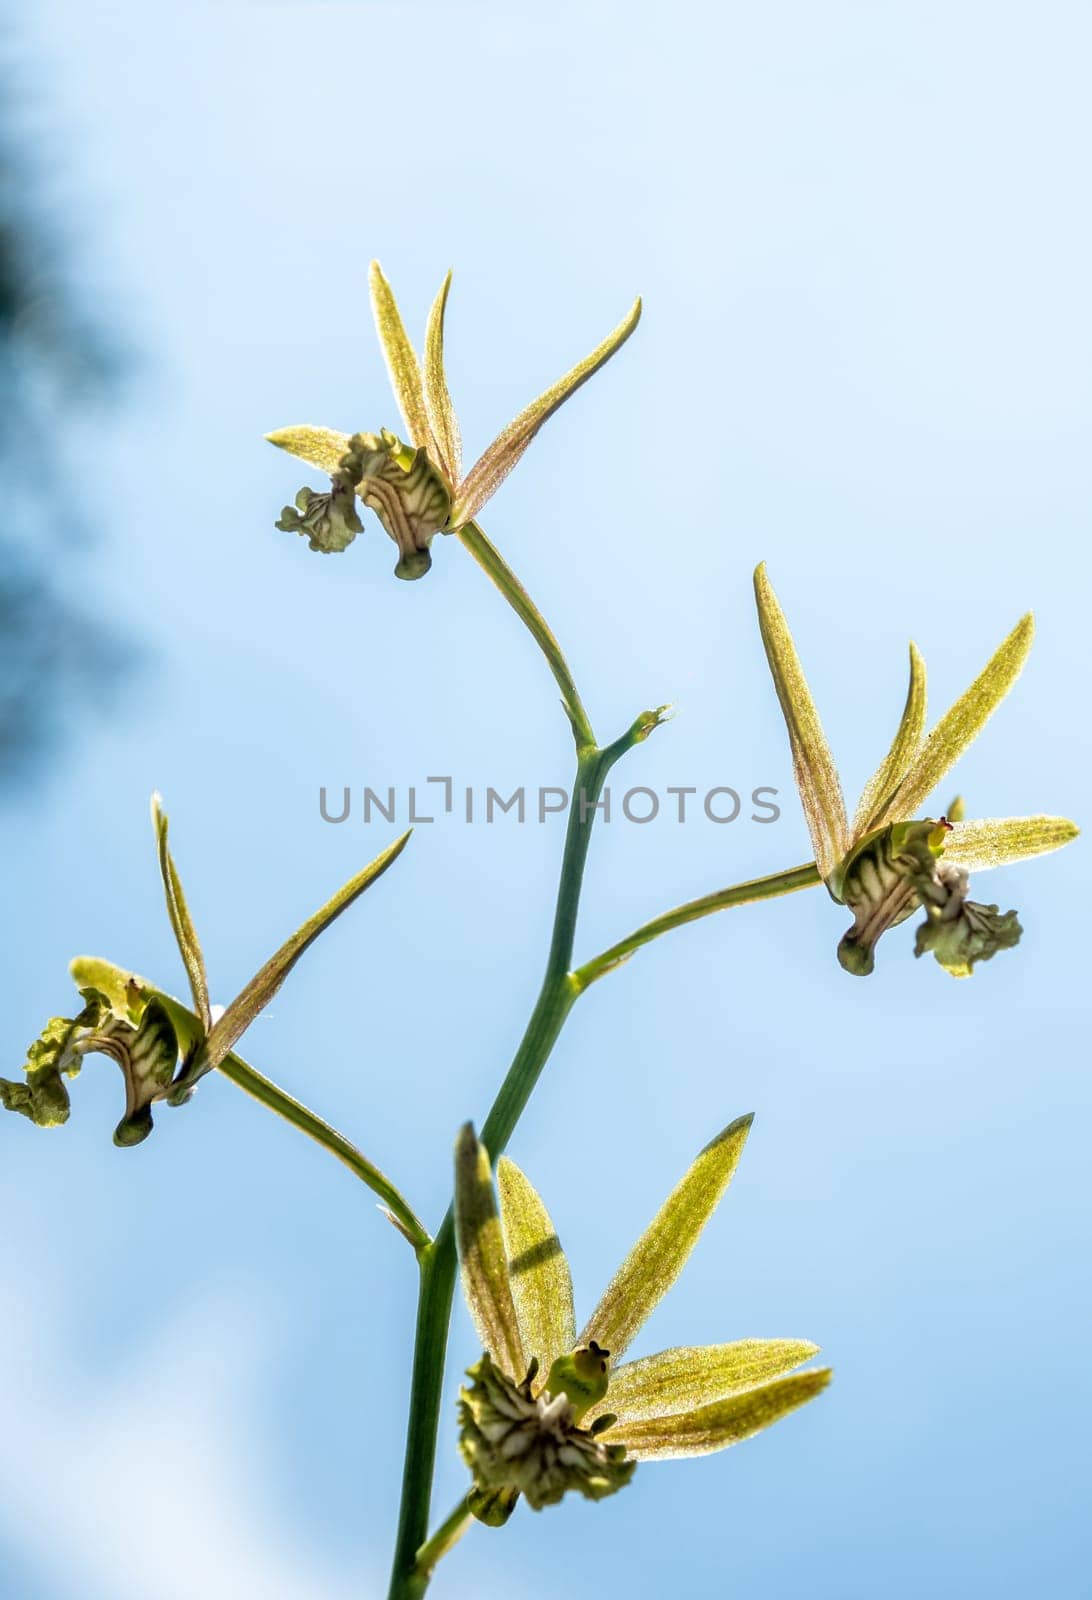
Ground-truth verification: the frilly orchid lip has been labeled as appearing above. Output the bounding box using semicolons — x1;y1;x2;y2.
267;262;640;578
0;988;179;1147
458;1351;634;1518
452;1119;829;1522
753;563;1078;976
276;429;450;577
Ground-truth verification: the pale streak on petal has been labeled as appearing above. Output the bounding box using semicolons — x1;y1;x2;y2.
451;297;642;527
496;1156;576;1379
455;1127;525;1379
854;641;927;837
423;270;463;488
588;1340;819;1429
578;1115;752;1363
942;815;1079;871
885;614;1035;820
367;261;437;456
266;425;353;475
753;564;848;880
612;1368;831;1460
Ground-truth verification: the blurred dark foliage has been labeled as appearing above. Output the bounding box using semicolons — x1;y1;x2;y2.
0;40;132;788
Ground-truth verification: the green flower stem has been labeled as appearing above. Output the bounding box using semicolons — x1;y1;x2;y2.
573;861;823;991
457;520;595;750
387;530;806;1596
387;740;626;1598
70;959;431;1253
216;1051;432;1253
412;1499;473;1588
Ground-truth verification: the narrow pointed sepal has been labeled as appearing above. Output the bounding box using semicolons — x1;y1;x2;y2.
151;793;211;1030
423;270;463;486
579;1115;753;1361
450;297;642;527
454;1127;525;1380
941;815;1079;872
885;613;1035;819
497;1155;576;1379
176;831;411;1092
753;564;848;880
368;260;437;456
854;641;927;834
589;1339;821;1429
266;425;353;475
612;1367;831;1461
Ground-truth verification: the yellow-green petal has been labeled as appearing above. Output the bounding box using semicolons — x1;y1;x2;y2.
884;614;1035;821
496;1155;575;1379
450;296;642;527
266;425;353;475
180;832;411;1088
753;564;848;880
423;269;462;488
853;641;927;837
942;815;1079;872
454;1127;524;1379
589;1339;820;1428
578;1114;752;1362
150;793;211;1031
367;261;436;456
612;1367;831;1461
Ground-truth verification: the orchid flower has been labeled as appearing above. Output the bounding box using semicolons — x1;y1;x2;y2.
0;798;409;1143
453;1118;828;1525
754;564;1078;976
268;263;640;578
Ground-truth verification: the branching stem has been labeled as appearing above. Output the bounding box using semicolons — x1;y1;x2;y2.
384;524;815;1597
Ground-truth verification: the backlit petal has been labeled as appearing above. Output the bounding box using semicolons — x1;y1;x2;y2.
612;1368;831;1460
854;641;927;836
578;1115;752;1362
754;564;848;879
942;815;1078;871
451;297;641;527
183;832;410;1086
423;270;463;487
455;1126;525;1379
884;614;1034;819
368;261;436;455
589;1339;819;1428
266;425;352;475
497;1155;576;1379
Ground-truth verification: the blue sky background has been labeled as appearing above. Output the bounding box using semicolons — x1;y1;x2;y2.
2;3;1090;1596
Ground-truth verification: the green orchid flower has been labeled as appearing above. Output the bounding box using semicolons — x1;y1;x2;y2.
1;797;410;1144
754;564;1079;977
453;1118;829;1525
268;262;640;578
